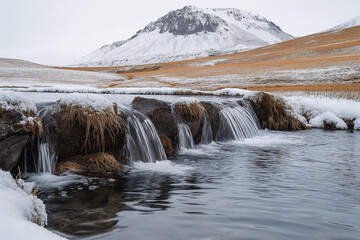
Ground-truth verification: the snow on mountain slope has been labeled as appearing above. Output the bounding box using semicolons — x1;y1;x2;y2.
328;15;360;31
74;6;293;67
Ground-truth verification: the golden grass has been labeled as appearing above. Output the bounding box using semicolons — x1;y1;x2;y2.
57;152;122;174
174;101;205;121
250;92;306;131
60;104;123;153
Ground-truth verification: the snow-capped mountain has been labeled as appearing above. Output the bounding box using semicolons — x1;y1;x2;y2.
74;5;293;67
328;15;360;31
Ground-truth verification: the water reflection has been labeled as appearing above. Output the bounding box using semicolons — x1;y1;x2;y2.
42;130;360;240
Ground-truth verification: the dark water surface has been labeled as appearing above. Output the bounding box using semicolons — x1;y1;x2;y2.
41;130;360;240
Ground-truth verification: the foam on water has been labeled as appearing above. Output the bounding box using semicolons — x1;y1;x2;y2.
178;142;221;156
229;132;302;147
27;172;88;191
131;160;194;175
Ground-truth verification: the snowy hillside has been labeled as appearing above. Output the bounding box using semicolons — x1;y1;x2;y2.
328;15;360;31
74;5;293;67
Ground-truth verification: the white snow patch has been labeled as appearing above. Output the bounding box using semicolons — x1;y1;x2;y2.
309;112;347;129
131;160;194;175
58;93;115;112
285;96;360;129
0;90;37;112
174;97;200;105
0;170;65;240
188;59;227;67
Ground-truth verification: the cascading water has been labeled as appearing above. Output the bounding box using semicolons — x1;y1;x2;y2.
201;116;213;144
125;110;167;163
216;102;260;141
178;123;195;149
36;106;57;173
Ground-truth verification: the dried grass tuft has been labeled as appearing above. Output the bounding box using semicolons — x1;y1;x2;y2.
250;92;306;131
59;103;123;153
56;152;122;174
174;101;205;122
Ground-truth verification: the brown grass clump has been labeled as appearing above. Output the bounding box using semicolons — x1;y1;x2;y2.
59;104;123;153
158;134;173;157
174;101;205;122
57;152;122;174
249;92;306;131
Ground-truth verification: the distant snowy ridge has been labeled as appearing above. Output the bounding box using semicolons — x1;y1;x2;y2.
328;15;360;31
74;5;292;67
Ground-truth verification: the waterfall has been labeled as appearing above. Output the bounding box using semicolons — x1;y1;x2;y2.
126;111;167;163
36;106;56;173
201;116;213;144
216;103;259;141
178;123;194;149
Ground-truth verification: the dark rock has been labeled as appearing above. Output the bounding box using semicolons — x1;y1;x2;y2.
0;135;29;171
0;109;39;171
323;121;337;130
344;119;355;132
132;97;178;149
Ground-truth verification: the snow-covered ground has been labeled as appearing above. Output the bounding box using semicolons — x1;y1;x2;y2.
284;95;360;130
0;58;125;88
155;64;360;88
0;170;65;240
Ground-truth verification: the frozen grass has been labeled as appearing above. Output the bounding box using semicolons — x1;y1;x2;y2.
174;97;205;122
55;93;124;153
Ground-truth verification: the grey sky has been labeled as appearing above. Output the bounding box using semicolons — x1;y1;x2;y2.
1;0;359;66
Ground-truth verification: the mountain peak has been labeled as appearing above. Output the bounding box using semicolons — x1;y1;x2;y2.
328;15;360;31
139;5;222;36
74;6;293;67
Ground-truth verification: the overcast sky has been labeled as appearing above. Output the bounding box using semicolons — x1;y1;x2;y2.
1;0;359;66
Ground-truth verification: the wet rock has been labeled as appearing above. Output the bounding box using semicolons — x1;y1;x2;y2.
323;121;337;130
344;119;355;132
173;100;205;144
247;92;306;131
0;109;42;171
159;134;173;157
132;97;178;148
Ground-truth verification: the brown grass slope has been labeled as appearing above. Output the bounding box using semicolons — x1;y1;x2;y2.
58;26;360;91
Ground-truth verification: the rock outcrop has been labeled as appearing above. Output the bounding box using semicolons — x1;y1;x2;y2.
0;94;42;171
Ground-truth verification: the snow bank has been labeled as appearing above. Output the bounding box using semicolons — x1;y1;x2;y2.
7;86;259;97
0;170;65;240
58;93;115;112
174;97;200;105
285;96;360;129
0;90;36;112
